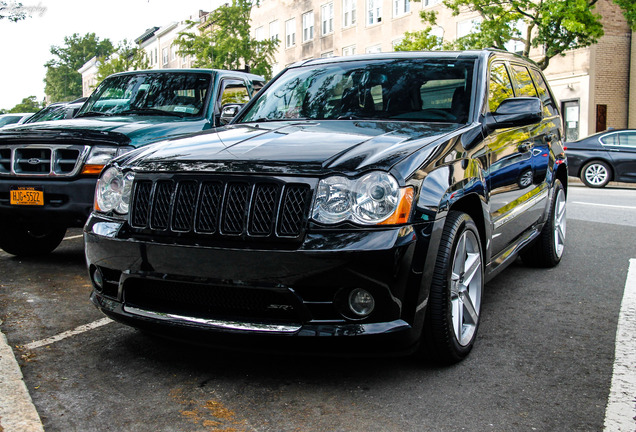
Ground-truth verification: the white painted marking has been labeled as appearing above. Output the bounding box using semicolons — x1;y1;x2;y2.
604;258;636;432
62;234;83;241
0;331;44;431
572;201;636;210
23;318;113;351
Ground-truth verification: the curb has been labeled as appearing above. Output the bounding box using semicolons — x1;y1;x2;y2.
0;329;44;432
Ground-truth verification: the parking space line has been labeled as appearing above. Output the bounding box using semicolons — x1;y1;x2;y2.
0;330;44;432
24;318;113;351
62;234;83;241
571;201;636;210
604;258;636;432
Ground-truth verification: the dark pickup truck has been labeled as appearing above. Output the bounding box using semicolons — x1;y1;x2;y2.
0;69;264;256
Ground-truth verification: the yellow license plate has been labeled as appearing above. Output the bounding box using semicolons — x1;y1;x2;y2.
10;187;44;206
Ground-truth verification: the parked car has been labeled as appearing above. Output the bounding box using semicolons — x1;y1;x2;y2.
0;69;265;256
85;50;567;363
0;113;33;128
23;98;88;124
565;129;636;187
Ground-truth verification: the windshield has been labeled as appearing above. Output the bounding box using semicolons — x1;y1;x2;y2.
78;72;212;118
25;105;67;123
240;58;475;123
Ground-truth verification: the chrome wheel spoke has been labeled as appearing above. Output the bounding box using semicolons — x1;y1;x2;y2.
460;291;479;325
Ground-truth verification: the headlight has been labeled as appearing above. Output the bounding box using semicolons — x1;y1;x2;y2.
81;146;134;175
312;171;413;225
95;166;134;215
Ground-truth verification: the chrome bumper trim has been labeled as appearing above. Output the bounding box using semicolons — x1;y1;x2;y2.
124;306;302;333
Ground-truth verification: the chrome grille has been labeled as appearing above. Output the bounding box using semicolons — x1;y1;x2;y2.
130;176;311;240
0;145;87;177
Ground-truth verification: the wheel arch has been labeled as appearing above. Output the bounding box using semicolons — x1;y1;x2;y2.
447;193;487;257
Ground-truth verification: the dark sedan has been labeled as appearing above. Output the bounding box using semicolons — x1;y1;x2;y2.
566;129;636;187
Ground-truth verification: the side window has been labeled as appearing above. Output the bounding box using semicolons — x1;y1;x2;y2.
488;63;514;112
510;64;537;97
530;68;558;117
601;132;636;147
219;80;250;109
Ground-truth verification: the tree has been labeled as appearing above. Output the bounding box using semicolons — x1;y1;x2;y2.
9;96;42;113
44;33;114;102
0;1;26;22
173;0;279;79
396;0;635;70
95;40;149;87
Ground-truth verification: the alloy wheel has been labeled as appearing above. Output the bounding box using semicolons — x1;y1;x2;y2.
553;187;566;258
450;230;482;346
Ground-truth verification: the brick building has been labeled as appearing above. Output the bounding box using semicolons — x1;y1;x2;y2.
250;0;635;140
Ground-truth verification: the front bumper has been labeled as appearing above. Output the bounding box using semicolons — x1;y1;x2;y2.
84;213;441;353
0;176;97;227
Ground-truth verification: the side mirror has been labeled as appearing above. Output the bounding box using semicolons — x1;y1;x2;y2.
486;97;543;130
219;103;243;125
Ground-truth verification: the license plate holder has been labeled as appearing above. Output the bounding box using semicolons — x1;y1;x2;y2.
10;187;44;206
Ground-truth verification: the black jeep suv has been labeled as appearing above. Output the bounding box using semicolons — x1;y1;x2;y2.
85;50;567;363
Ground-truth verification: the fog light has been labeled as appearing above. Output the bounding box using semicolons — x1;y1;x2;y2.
93;267;104;291
348;288;375;317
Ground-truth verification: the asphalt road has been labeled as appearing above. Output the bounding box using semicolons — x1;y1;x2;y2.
1;181;635;432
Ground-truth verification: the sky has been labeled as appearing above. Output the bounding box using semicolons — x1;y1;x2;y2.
0;0;225;110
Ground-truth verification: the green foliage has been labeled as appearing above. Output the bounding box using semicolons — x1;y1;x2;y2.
95;40;150;87
173;0;279;79
0;1;26;22
613;0;636;29
9;96;42;113
44;33;114;101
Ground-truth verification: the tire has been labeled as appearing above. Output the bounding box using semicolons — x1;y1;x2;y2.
581;160;611;188
0;217;67;257
423;211;484;364
520;179;566;268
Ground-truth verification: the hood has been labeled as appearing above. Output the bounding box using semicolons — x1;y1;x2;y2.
0;116;209;147
122;120;462;176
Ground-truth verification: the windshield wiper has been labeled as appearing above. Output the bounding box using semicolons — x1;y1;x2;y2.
120;109;184;117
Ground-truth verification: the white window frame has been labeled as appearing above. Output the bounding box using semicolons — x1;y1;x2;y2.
342;45;356;56
343;0;357;28
367;0;382;25
321;51;335;58
393;0;410;17
457;17;482;38
366;44;382;53
171;45;177;61
321;2;334;35
302;11;314;42
269;20;280;41
286;18;296;48
255;26;265;41
423;0;441;6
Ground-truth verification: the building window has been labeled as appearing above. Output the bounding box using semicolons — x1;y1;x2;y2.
171;45;177;61
321;51;335;58
504;20;525;54
302;11;314;42
366;44;381;53
423;0;440;6
269;20;280;41
342;45;356;56
392;37;404;50
343;0;357;27
393;0;410;17
457;17;482;38
255;26;265;41
321;2;334;35
367;0;381;25
562;100;580;141
286;18;296;48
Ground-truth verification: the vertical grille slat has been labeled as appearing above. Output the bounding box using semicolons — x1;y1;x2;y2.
129;177;309;241
279;185;310;237
196;182;224;234
172;181;198;232
150;181;175;230
249;184;278;236
222;183;250;235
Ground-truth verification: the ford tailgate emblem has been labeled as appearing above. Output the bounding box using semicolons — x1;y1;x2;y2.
27;158;41;165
